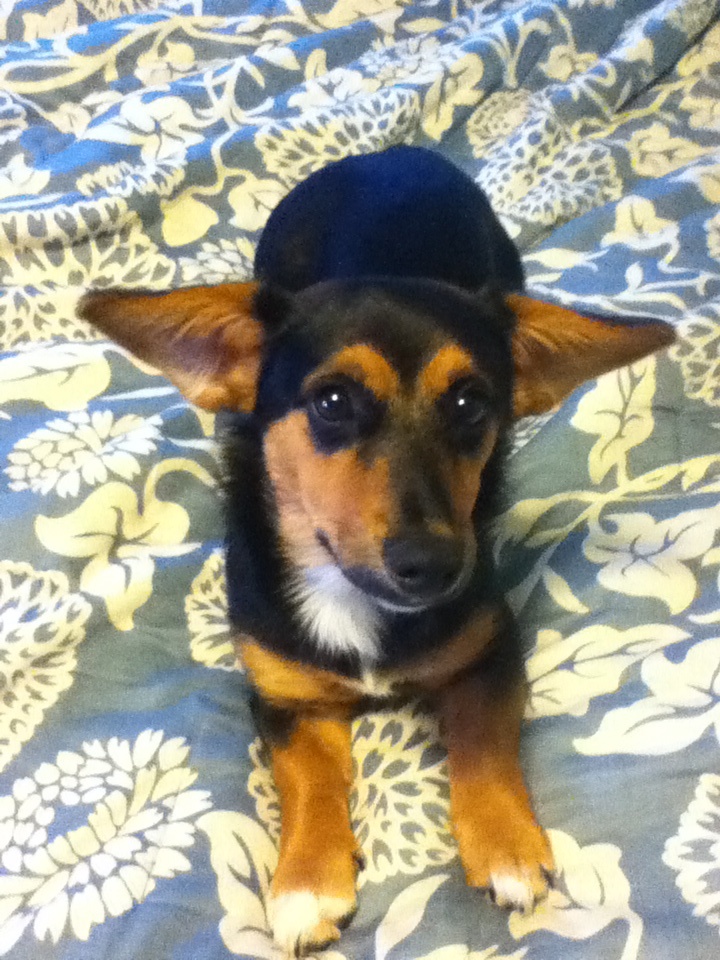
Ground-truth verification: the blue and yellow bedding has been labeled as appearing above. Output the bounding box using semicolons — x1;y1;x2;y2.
1;1;719;957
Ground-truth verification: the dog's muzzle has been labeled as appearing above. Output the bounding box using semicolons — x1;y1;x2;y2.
381;533;467;602
317;528;473;612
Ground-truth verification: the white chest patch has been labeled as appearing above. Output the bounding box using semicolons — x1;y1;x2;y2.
290;564;382;665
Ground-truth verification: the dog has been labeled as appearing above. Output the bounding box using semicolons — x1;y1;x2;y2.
79;146;675;956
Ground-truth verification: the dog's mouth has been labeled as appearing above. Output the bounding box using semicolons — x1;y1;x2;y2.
315;530;472;613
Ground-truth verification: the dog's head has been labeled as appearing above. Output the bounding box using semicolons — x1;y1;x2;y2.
79;280;674;612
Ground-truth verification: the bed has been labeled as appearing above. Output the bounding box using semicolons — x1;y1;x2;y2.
1;1;719;957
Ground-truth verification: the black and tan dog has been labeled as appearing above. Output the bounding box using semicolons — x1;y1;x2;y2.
80;146;674;955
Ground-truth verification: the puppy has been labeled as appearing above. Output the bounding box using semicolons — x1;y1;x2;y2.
79;146;675;956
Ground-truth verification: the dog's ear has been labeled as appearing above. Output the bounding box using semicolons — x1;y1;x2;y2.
78;283;289;412
506;295;676;419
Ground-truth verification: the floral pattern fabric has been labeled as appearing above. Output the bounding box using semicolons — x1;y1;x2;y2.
1;0;719;957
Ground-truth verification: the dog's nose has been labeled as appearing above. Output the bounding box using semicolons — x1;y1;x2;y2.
382;534;465;599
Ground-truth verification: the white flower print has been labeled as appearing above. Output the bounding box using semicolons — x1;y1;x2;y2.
576;637;720;756
375;874;452;960
186;550;235;670
247;705;454;886
35;460;212;632
664;773;720;931
198;807;348;960
178;238;255;287
664;0;715;39
255;89;420;186
227;172;286;233
465;90;533;158
288;68;378;113
0;731;211;953
583;506;720;614
510;830;643;959
77;0;159;17
626;122;711;179
706;210;720;262
0;562;92;774
470;92;622;232
134;40;196;87
601;196;679;257
680;91;720;133
0;90;25;146
76;161;184;200
671;313;720;408
677;20;720;77
5;410;163;498
360;35;462;87
526;623;690;719
568;0;616;8
0;344;112;412
84;96;206;164
0;210;175;342
571;357;658;485
0;154;50;202
540;41;597;82
351;708;454;884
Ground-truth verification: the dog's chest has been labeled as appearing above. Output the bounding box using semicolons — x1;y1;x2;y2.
244;576;498;709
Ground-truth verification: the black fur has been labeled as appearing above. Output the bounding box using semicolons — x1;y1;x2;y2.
224;147;525;678
255;145;524;292
248;687;297;746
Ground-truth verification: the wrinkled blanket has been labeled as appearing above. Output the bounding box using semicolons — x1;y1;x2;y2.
1;1;720;958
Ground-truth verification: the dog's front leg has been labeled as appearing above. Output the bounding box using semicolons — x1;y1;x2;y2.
266;711;359;956
437;656;554;912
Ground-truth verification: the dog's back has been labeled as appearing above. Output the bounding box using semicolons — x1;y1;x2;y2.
255;145;524;292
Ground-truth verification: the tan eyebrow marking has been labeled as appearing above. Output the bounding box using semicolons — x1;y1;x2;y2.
418;344;478;402
304;344;400;402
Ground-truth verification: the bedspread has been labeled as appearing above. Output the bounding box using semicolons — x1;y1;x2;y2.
1;1;719;958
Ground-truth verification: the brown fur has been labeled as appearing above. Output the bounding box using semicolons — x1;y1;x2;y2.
509;295;677;417
263;345;502;579
243;606;536;928
306;344;401;402
240;638;364;711
80;284;261;411
264;412;392;573
77;255;676;953
438;670;553;902
418;344;478;401
269;715;359;942
417;345;499;532
445;426;499;525
389;607;500;691
79;286;675;422
239;606;500;708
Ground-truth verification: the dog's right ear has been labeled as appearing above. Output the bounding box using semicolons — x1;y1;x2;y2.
78;283;289;412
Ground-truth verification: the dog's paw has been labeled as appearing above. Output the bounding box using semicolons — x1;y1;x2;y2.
484;860;555;912
460;817;555;913
267;891;357;957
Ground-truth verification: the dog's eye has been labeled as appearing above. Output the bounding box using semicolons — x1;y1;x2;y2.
305;378;381;451
447;381;488;428
311;384;354;423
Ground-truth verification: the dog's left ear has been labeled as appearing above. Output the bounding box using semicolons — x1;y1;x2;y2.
78;283;286;412
507;294;676;418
